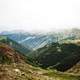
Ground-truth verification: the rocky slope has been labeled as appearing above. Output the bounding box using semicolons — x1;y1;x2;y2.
0;43;26;63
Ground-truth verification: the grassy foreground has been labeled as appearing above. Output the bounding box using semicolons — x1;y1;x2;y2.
0;63;80;80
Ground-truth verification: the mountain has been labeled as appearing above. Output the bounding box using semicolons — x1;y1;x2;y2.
1;28;80;50
2;32;57;50
0;43;27;64
0;35;80;80
0;36;31;55
0;38;79;80
27;42;80;72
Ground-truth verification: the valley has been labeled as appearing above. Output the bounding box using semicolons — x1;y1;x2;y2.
0;29;80;80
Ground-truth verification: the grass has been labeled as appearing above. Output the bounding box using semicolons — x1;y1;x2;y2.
43;69;80;80
0;63;80;80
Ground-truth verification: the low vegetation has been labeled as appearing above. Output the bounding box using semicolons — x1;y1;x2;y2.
27;42;80;72
0;36;80;80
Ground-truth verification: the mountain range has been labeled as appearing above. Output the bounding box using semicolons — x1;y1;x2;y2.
0;35;80;80
0;29;80;80
0;28;80;50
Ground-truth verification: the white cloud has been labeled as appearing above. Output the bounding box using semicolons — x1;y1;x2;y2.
0;0;80;32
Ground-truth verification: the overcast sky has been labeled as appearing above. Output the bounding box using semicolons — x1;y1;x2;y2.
0;0;80;32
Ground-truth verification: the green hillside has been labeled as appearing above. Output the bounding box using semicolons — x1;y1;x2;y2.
27;42;80;72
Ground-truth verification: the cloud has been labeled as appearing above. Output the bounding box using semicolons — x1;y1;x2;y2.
0;0;80;32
